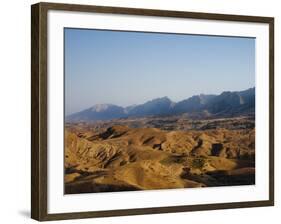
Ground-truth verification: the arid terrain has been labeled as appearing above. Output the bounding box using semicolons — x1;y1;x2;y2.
64;115;255;194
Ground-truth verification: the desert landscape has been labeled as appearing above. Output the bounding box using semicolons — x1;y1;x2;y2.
64;88;255;194
64;29;255;194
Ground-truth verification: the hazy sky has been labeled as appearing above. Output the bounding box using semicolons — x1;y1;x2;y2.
65;28;255;115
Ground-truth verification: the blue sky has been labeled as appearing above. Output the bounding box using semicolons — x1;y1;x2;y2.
65;28;255;115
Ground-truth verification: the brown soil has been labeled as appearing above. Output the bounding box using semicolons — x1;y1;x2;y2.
65;125;255;194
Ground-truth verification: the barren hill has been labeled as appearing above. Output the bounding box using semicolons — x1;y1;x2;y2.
65;124;255;194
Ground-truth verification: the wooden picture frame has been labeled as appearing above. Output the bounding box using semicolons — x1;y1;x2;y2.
31;2;274;221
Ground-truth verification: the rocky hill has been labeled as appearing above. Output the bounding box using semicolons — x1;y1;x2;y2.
65;125;255;194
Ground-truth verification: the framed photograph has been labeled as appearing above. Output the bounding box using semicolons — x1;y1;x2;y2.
31;2;274;221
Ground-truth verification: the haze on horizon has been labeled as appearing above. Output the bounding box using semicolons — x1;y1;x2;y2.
65;28;255;115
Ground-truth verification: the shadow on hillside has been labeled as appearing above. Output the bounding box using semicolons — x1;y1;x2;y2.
65;181;140;194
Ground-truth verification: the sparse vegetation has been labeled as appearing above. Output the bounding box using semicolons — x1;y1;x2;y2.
160;155;186;165
191;157;206;169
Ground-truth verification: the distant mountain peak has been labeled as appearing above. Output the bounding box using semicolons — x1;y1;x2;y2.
66;87;255;122
149;96;172;103
91;104;114;112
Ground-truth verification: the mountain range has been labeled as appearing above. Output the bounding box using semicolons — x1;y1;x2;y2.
66;87;255;122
